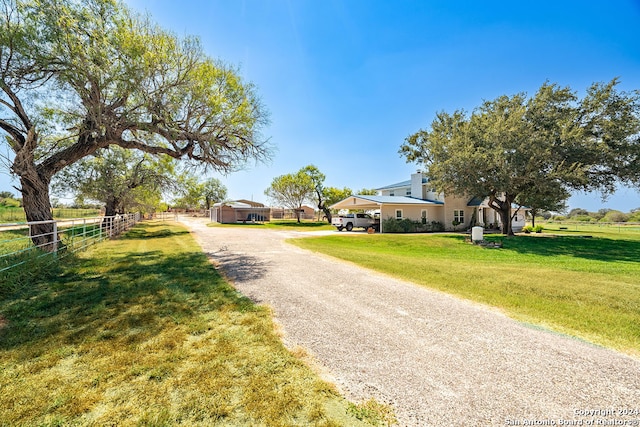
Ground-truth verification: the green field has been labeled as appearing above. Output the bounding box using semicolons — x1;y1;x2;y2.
0;207;101;223
540;221;640;237
290;230;640;357
0;221;371;426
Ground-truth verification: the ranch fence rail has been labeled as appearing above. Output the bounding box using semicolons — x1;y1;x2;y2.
0;213;141;280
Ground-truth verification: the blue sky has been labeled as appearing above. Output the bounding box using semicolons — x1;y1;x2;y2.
2;0;640;212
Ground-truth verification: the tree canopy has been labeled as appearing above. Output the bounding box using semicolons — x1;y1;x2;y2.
324;186;353;207
400;79;640;235
173;175;227;210
1;0;269;246
52;146;176;216
264;170;314;222
356;188;378;196
202;178;228;210
300;165;333;222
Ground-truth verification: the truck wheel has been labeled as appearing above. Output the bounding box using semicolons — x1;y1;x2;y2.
337;226;344;231
346;223;353;231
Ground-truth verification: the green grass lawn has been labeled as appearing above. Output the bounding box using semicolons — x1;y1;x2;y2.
0;206;25;222
209;219;335;232
289;231;640;356
0;221;370;427
540;221;640;239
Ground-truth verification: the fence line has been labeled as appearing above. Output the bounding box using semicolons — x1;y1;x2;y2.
541;221;640;233
0;213;141;277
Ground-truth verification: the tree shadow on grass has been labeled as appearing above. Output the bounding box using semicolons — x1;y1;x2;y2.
0;244;256;352
445;234;640;263
120;224;189;240
269;221;329;228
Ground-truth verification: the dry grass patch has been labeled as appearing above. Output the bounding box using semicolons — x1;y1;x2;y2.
0;221;368;426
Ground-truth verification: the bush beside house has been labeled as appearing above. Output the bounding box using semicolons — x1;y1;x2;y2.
382;218;444;233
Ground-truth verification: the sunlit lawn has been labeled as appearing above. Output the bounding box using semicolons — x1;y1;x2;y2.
209;219;335;231
290;231;640;356
0;221;367;426
540;221;640;239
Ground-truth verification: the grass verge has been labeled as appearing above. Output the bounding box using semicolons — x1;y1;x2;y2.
289;232;640;356
0;221;368;426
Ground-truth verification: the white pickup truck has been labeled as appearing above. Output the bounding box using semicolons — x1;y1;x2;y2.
332;213;378;231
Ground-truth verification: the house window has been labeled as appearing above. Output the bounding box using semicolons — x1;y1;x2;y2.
454;210;464;224
390;191;395;196
395;209;403;220
406;189;411;196
421;209;428;224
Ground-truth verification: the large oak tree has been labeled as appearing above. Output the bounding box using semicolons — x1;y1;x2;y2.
400;80;640;235
1;0;269;248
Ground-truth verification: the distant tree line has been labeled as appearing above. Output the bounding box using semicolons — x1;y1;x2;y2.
544;207;640;223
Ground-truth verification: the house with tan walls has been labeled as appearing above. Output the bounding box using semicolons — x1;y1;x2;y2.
330;172;528;232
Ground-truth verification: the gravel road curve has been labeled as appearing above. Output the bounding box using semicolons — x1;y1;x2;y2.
179;217;640;426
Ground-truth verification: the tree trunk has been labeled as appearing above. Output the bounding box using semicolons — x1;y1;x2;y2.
489;193;515;236
104;197;118;217
322;206;332;223
19;170;56;251
314;189;332;223
102;197;118;233
295;208;301;223
531;209;537;227
498;206;512;235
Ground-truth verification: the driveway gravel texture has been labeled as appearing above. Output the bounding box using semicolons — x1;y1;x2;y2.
179;217;640;426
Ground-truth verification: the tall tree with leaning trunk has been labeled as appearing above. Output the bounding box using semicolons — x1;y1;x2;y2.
265;170;314;223
301;165;333;223
1;0;270;249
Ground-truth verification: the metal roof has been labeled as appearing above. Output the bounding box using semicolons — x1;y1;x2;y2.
467;196;484;207
330;195;444;210
376;177;428;191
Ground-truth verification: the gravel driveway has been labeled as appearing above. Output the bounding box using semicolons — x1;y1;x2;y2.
180;217;640;426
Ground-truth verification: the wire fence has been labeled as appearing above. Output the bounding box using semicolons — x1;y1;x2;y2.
0;213;141;282
540;221;640;234
0;207;103;223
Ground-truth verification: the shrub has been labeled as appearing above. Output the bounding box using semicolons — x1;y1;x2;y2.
381;218;444;233
430;221;445;232
533;225;543;233
601;210;629;223
0;197;20;208
522;225;533;233
628;211;640;223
